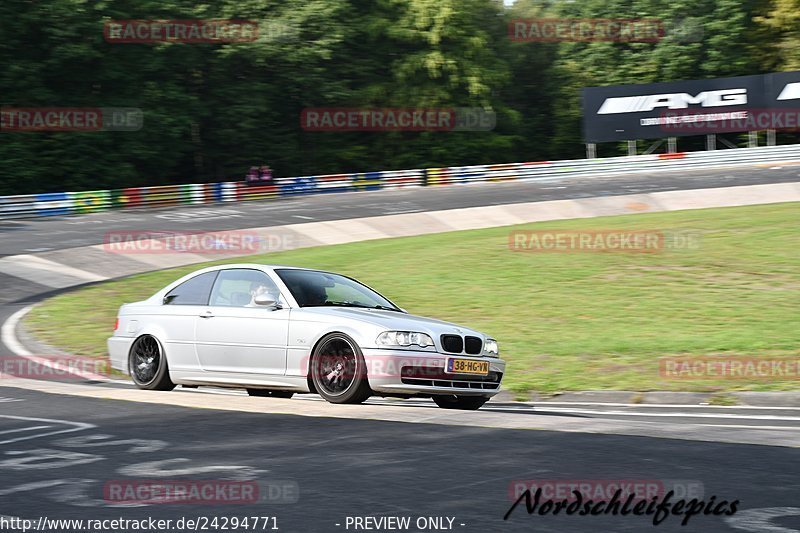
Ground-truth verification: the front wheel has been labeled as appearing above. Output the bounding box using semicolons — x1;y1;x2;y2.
129;335;175;391
433;395;488;410
310;333;372;404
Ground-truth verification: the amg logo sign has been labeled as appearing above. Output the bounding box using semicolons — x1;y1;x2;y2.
583;70;800;142
597;89;747;114
777;82;800;101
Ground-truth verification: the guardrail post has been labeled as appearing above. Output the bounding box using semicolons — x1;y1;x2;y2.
667;137;677;153
627;140;636;156
748;131;758;148
586;143;596;159
706;134;716;151
767;129;776;146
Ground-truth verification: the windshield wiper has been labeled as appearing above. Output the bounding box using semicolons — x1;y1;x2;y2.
322;301;370;308
322;301;399;311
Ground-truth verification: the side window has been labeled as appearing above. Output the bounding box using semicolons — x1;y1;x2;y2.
163;271;218;305
209;269;281;308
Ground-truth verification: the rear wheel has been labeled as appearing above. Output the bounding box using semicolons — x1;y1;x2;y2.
310;333;372;404
129;335;175;391
246;389;294;399
433;395;488;410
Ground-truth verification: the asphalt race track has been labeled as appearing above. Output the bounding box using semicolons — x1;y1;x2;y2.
1;387;799;533
1;165;799;533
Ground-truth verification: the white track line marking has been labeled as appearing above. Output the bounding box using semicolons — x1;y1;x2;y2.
1;305;109;381
515;402;800;410
0;415;94;445
530;407;800;421
706;425;800;430
2;306;33;356
0;397;24;403
0;425;52;435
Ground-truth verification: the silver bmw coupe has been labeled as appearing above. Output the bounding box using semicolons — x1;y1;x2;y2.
108;264;505;410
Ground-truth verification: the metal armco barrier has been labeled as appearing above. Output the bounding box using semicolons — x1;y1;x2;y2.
2;145;799;220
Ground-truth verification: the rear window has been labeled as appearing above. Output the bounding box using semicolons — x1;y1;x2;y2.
163;271;218;305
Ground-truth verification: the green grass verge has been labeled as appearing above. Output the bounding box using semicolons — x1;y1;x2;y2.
24;202;800;394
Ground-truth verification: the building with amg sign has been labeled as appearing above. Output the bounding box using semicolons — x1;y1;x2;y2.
582;71;800;149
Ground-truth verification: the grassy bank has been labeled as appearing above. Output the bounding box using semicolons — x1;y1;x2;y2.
25;202;800;394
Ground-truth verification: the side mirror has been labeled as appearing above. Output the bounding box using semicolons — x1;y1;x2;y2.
253;293;279;308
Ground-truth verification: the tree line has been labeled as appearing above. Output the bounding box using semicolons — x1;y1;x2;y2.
0;0;798;195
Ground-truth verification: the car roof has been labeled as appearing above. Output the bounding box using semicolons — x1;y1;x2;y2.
203;263;297;270
196;264;329;273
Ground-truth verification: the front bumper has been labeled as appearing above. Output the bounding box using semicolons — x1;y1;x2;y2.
361;348;505;397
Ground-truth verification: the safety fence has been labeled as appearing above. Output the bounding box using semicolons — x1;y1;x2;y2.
2;144;799;220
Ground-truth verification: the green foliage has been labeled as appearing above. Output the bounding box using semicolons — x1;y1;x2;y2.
0;0;791;194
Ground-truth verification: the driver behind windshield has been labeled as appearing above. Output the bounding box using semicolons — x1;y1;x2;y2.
305;283;328;306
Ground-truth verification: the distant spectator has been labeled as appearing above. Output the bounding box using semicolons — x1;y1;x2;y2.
245;166;260;185
259;165;274;185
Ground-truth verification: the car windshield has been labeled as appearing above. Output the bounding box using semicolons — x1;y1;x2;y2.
274;269;400;310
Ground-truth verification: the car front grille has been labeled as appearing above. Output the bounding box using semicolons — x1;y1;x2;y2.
440;334;463;353
440;334;483;355
464;336;482;355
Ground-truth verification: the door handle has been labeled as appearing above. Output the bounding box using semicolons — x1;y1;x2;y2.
199;311;214;318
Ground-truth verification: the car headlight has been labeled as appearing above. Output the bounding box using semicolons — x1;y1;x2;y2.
484;338;499;357
376;331;435;349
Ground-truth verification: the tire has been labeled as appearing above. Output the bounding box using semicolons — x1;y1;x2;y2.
433;395;488;410
129;335;175;391
246;389;294;399
310;333;372;404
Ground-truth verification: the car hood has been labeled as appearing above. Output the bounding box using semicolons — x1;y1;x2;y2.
297;307;485;337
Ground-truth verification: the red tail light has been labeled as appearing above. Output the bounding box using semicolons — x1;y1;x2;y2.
114;318;119;331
